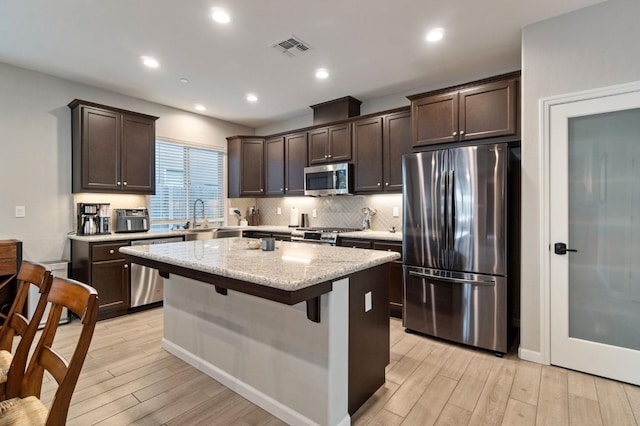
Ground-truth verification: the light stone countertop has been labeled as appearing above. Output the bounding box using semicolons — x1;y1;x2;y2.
69;225;403;243
119;237;400;291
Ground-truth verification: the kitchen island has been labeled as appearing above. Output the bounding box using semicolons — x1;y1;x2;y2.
120;238;399;426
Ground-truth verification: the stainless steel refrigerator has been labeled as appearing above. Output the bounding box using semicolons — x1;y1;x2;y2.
402;143;519;353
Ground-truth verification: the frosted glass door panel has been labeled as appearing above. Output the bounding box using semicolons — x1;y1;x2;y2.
568;108;640;351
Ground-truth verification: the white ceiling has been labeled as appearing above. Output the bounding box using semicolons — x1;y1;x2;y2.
0;0;603;129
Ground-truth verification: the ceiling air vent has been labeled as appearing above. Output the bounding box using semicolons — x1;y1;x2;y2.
271;36;311;58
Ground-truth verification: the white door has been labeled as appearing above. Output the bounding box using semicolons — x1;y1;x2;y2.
549;87;640;385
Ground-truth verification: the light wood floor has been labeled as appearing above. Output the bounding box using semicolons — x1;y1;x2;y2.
42;307;639;425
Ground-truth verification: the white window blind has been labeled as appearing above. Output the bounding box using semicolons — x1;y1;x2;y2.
151;141;225;226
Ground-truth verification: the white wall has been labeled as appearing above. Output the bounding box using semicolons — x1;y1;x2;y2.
0;62;252;262
520;0;640;357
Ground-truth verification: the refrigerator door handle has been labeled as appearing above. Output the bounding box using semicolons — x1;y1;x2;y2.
408;270;495;286
450;170;455;241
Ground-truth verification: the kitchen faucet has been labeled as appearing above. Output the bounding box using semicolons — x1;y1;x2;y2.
193;198;206;228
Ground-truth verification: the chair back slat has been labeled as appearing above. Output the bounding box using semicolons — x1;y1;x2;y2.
5;276;98;425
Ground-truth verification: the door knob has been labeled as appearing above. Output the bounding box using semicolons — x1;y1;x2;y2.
554;242;578;255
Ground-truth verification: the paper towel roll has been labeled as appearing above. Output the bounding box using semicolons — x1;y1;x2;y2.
289;207;299;227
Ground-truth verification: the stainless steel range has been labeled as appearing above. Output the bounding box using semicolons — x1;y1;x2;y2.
290;227;360;245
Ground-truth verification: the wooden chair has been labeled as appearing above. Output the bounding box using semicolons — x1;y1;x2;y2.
0;277;98;425
0;261;52;399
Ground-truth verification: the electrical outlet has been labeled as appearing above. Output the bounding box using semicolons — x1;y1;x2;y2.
364;292;372;312
15;206;25;218
312;209;317;218
229;208;236;215
392;207;400;217
276;207;282;215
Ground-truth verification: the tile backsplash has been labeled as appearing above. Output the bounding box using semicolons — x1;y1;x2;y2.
229;194;403;232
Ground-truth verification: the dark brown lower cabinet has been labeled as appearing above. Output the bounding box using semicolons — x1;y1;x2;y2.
71;240;130;320
372;242;403;318
338;238;404;318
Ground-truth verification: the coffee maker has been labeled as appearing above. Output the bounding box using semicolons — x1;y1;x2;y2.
77;203;111;235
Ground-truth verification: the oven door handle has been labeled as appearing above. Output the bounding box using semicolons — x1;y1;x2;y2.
408;271;495;286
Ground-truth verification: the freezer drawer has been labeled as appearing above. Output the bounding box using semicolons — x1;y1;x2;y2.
403;266;507;353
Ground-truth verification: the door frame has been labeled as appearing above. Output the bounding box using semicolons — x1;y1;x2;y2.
539;79;640;366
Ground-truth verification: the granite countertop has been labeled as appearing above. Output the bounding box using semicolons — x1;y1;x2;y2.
119;237;400;291
69;225;403;242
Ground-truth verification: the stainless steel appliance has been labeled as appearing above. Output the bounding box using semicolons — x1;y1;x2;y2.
115;208;150;233
402;143;519;353
291;227;360;245
304;163;353;196
129;236;183;307
77;203;110;235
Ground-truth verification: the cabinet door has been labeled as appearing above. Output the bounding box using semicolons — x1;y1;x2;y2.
285;132;307;195
81;106;121;191
265;137;285;196
121;114;156;194
412;91;459;147
383;110;411;192
338;238;372;249
327;123;351;162
241;138;265;196
459;79;517;141
353;117;383;192
308;128;329;165
91;259;129;318
373;241;403;318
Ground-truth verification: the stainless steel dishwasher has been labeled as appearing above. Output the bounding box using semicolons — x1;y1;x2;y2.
129;236;183;308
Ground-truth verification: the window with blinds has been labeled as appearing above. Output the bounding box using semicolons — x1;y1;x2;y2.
151;140;225;228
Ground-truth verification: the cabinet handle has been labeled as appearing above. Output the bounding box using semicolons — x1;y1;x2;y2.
117;181;121;185
327;154;332;158
260;188;264;192
460;130;465;136
324;155;328;159
123;181;128;186
377;182;381;186
285;187;288;191
385;182;389;186
280;188;283;191
452;131;457;136
109;249;115;254
123;264;128;269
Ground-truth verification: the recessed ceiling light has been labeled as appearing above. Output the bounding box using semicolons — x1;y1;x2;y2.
194;104;206;111
211;7;230;24
426;28;444;42
140;56;160;68
315;68;329;79
179;78;189;83
246;94;258;102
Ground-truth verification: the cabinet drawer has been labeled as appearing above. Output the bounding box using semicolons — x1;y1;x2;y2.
0;244;16;260
92;242;128;262
373;242;403;261
0;244;17;275
340;239;372;249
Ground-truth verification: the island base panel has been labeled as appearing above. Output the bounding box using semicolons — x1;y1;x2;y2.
162;275;350;426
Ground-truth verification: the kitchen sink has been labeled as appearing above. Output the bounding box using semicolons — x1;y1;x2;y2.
185;230;217;240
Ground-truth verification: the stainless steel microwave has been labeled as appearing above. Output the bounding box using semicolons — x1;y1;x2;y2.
304;163;353;196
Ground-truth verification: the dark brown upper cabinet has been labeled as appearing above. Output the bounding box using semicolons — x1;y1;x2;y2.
410;75;518;147
227;136;265;198
352;116;384;193
69;100;158;194
308;123;352;165
382;110;411;192
265;136;285;196
284;132;307;196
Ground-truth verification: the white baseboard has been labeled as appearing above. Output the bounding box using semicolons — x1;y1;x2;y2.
518;346;548;364
162;338;330;426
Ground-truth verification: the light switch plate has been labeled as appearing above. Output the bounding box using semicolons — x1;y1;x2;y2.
364;291;372;312
15;206;25;218
392;207;400;217
276;207;282;215
312;209;317;218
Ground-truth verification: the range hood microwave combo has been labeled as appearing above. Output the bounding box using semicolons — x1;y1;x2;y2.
304;163;353;196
